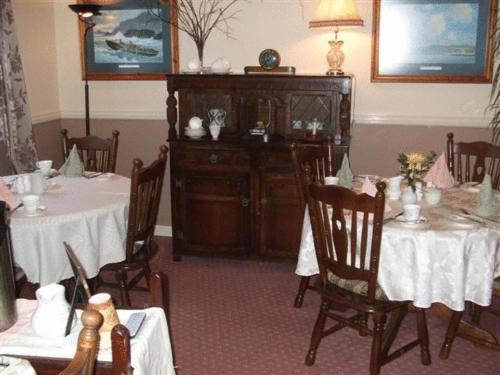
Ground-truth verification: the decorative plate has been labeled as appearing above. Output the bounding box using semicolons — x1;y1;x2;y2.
259;49;281;70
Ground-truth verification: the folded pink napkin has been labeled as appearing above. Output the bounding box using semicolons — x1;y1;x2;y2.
361;177;391;212
0;178;19;208
423;152;455;189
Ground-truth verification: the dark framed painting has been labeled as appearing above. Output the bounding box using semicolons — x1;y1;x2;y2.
77;0;179;80
371;0;497;83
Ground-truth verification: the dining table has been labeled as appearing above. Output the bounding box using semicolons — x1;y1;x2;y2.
0;299;176;375
296;178;500;356
6;173;130;286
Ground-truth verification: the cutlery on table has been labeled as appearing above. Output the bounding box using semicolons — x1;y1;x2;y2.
459;208;498;224
383;211;403;224
84;172;103;179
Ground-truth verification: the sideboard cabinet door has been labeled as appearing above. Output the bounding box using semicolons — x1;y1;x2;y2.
175;173;251;257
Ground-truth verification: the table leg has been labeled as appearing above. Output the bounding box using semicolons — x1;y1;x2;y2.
431;304;500;359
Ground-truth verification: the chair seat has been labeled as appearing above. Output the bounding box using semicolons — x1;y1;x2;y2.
328;272;388;301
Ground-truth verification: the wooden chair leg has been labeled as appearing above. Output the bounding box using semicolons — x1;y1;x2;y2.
115;271;131;306
359;312;369;336
471;304;483;325
439;310;463;360
369;313;387;375
144;263;152;289
415;308;431;365
305;299;330;366
294;276;311;308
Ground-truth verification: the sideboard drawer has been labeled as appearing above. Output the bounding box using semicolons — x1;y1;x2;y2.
177;148;250;172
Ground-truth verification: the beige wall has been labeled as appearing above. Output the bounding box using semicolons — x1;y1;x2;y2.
12;0;59;124
13;0;496;227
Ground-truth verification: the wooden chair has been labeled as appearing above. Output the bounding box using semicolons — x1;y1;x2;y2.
19;271;169;375
97;145;169;306
472;279;500;323
61;129;119;173
290;140;338;308
446;132;500;189
304;180;431;374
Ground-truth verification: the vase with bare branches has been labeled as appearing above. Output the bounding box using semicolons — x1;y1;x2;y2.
145;0;242;67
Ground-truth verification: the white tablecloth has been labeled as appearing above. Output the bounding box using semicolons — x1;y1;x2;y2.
296;187;500;311
8;174;130;285
0;299;175;375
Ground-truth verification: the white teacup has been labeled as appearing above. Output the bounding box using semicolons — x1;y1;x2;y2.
324;176;339;185
22;194;40;213
403;204;421;222
37;160;53;175
424;187;442;205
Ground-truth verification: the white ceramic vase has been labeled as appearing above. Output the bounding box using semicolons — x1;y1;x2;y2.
401;188;418;205
31;283;72;338
209;124;221;140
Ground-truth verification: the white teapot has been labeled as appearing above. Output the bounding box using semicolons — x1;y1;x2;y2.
188;116;203;130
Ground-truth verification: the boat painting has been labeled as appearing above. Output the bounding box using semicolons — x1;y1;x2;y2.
92;9;164;64
105;39;159;57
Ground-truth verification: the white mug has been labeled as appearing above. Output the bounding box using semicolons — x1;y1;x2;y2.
403;204;421;222
324;176;339;185
37;160;53;175
22;194;40;213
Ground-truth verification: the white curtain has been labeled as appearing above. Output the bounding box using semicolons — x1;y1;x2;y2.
0;0;37;173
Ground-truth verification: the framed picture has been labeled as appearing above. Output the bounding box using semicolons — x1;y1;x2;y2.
77;0;179;80
371;0;497;83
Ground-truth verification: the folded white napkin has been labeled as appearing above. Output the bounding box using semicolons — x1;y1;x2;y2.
474;174;499;217
423;152;455;189
336;154;353;189
59;144;84;177
0;178;19;208
361;177;391;212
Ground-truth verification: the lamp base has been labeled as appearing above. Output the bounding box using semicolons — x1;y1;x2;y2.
326;69;344;76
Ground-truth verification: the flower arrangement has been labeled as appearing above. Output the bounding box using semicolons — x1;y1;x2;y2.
397;151;437;192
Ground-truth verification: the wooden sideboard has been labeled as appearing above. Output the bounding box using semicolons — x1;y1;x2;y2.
166;74;352;260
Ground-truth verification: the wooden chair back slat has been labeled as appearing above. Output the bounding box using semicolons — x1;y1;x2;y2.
446;132;500;189
125;146;168;262
307;177;386;303
61;129;119;173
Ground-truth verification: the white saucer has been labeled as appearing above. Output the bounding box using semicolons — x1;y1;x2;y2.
182;68;201;74
393;215;430;228
17;206;46;217
448;214;481;228
96;173;113;182
460;182;480;193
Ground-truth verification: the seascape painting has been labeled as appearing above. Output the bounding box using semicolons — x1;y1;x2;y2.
379;3;479;70
93;9;164;64
372;0;495;82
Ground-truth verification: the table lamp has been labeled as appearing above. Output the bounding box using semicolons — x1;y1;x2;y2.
68;4;102;136
309;0;363;76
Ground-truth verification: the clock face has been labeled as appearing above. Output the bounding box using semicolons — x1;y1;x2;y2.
259;49;281;70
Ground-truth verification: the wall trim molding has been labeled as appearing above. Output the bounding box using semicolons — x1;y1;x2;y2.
354;114;490;128
32;111;61;125
61;109;167;121
38;110;490;128
155;225;172;237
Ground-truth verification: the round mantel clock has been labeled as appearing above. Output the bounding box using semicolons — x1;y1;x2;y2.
258;49;281;70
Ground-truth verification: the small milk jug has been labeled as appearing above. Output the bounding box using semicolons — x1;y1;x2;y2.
31;283;72;338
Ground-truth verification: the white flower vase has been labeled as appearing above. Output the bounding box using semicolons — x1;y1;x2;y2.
401;188;417;205
415;181;423;201
31;283;73;338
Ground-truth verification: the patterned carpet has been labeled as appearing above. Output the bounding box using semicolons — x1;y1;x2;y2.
125;237;500;375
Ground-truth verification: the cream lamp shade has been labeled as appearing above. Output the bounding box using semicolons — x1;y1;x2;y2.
309;0;363;75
